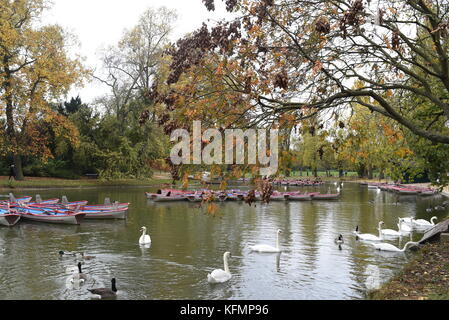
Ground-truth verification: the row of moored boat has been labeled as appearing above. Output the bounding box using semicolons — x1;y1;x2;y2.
146;189;341;203
0;194;129;227
362;183;439;196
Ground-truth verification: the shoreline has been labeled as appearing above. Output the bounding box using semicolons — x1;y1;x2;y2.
369;241;449;300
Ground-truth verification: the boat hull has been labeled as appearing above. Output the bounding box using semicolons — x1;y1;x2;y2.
152;195;186;202
285;195;312;201
312;194;340;200
20;213;85;225
0;214;21;227
83;209;127;220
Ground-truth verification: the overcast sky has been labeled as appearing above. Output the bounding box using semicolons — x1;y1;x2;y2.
41;0;231;104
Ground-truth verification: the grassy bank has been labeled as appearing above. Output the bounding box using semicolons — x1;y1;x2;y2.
0;176;173;190
369;241;449;300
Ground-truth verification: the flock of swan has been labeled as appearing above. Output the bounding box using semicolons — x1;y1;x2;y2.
353;216;438;252
60;213;438;297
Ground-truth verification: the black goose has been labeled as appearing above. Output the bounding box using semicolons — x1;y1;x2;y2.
71;262;88;283
88;278;117;299
334;234;344;245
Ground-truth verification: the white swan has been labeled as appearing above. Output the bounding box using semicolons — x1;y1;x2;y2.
139;226;151;245
378;221;402;237
398;219;413;233
399;217;414;226
371;241;419;252
207;252;232;284
250;229;283;253
413;216;437;227
353;224;383;241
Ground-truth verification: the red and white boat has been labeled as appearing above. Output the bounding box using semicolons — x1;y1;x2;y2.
17;207;85;225
311;193;340;200
284;193;312;201
0;207;21;227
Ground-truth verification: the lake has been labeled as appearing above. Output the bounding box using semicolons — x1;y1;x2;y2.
0;182;447;300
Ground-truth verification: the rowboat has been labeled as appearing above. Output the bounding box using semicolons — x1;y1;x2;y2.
145;192;158;199
79;208;127;220
419;190;437;197
226;194;240;201
269;194;286;201
17;207;85;225
8;195;33;204
0;209;21;227
216;194;228;202
396;188;420;195
81;203;128;210
311;193;340;200
152;195;186;202
186;195;203;202
284;194;312;201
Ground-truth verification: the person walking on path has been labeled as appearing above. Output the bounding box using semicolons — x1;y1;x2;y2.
8;165;15;181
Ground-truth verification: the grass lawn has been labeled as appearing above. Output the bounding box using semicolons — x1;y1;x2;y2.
0;175;173;190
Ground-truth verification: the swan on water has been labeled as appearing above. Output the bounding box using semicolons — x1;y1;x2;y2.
139;226;151;245
378;221;402;237
250;229;283;253
207;252;232;284
371;241;419;252
398;219;413;233
399;217;414;226
88;278;117;299
353;224;382;241
413;216;437;227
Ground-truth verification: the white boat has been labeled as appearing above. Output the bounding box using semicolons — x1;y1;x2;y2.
311;193;340;200
0;209;21;227
269;194;285;201
396;189;419;195
152;195;186;202
82;208;128;220
186;195;203;202
284;194;312;201
18;208;85;225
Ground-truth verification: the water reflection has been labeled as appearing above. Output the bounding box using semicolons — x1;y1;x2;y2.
0;183;447;300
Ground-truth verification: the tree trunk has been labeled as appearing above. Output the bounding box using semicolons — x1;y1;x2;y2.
13;154;24;180
339;169;344;178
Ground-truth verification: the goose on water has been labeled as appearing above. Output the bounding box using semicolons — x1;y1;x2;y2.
88;278;117;299
250;229;283;253
371;241;419;252
79;252;96;260
353;224;382;241
70;262;88;283
207;252;232;284
139;226;151;245
334;234;344;245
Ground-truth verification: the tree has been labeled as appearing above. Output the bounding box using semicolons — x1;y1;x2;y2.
95;7;177;130
159;0;449;145
0;0;88;180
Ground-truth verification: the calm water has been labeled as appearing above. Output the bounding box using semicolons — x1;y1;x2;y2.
0;183;447;300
